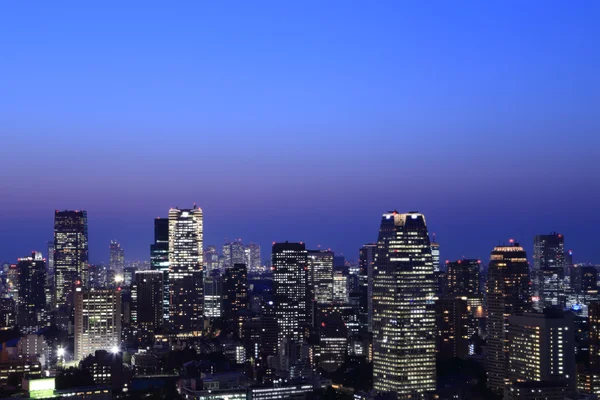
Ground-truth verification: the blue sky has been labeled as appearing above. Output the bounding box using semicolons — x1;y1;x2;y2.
0;1;599;264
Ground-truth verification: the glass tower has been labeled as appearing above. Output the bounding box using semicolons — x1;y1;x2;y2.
168;206;204;332
372;211;436;398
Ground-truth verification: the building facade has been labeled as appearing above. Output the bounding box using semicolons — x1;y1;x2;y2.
168;206;204;332
372;211;436;398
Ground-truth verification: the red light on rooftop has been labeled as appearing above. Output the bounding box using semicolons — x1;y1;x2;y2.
76;280;81;285
321;322;326;327
445;260;449;264
117;287;122;292
509;238;515;244
457;260;462;264
477;260;481;264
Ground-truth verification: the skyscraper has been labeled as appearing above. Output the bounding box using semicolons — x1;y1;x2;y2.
150;218;170;324
431;236;440;273
435;296;470;358
272;242;308;353
74;287;122;362
54;210;89;307
245;243;262;275
223;263;248;320
372;211;436;398
16;252;46;332
109;240;125;274
223;240;245;269
446;259;481;297
358;243;376;333
168;206;203;332
307;250;334;305
332;271;349;304
485;241;531;394
132;271;163;342
533;233;565;310
204;245;220;274
204;269;223;318
46;241;54;276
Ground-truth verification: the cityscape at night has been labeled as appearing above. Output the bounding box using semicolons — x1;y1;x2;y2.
1;2;599;400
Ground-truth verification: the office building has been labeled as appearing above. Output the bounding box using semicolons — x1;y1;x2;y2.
272;242;308;361
132;271;163;341
308;250;334;305
533;233;565;310
318;317;347;372
358;243;376;333
204;269;223;318
74;287;122;362
332;271;348;304
168;206;204;332
204;245;220;274
16;252;46;331
435;296;469;358
507;309;576;390
245;243;262;275
46;241;54;276
53;210;89;306
372;211;436;397
431;236;440;273
109;240;125;274
506;381;569;400
446;259;480;297
223;240;245;269
223;263;248;320
486;241;531;394
150;217;170;324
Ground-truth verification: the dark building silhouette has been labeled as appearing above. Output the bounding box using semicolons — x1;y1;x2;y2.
16;252;46;332
223;263;248;320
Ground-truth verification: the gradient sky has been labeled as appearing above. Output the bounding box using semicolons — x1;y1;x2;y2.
1;1;599;265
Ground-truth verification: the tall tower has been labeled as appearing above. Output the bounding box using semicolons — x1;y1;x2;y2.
446;259;481;296
150;218;170;324
372;211;436;398
109;240;125;274
168;206;203;332
53;210;89;307
431;235;440;273
132;271;163;342
485;241;531;395
533;233;565;310
223;263;248;320
308;250;334;305
16;252;46;332
223;240;245;269
245;243;262;274
359;243;376;333
272;242;308;351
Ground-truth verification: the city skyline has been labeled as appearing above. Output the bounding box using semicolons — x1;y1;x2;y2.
0;207;597;267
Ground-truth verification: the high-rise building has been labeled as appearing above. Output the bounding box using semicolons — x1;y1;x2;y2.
372;211;436;398
74;287;122;361
308;250;334;305
223;263;248;320
446;259;481;297
435;296;469;358
168;206;203;332
46;241;54;277
533;233;565;310
358;243;376;333
53;210;89;306
431;236;440;273
16;252;46;332
132;271;163;341
204;245;220;274
589;302;600;371
223;240;245;269
507;309;576;391
150;218;170;324
485;241;531;395
272;242;308;357
204;269;223;318
332;271;348;304
245;244;262;275
318;316;347;372
109;240;125;274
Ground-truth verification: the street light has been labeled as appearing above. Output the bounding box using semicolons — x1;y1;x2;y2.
110;346;120;354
